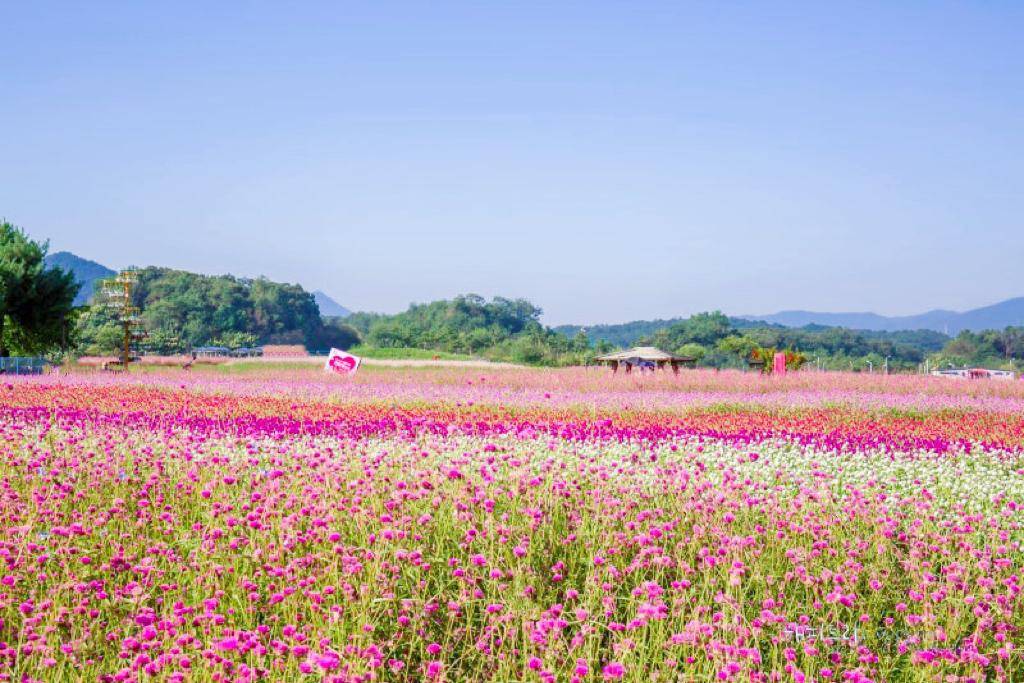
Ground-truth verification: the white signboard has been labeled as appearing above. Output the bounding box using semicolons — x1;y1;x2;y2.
324;348;361;375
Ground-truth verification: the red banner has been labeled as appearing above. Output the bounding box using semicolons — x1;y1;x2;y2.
773;352;787;375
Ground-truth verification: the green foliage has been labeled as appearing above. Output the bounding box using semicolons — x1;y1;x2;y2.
366;294;542;351
554;318;685;348
716;334;759;358
562;311;973;372
676;342;706;362
0;221;80;356
75;267;362;355
484;327;591;367
209;331;260;350
141;329;186;355
77;319;124;357
306;319;362;353
56;251;1024;373
556;313;785;348
356;300;1015;372
618;311;950;371
927;327;1024;371
247;277;321;344
343;311;385;336
857;328;949;352
643;311;730;352
352;295;593;366
347;346;473;361
365;295;525;351
748;346;808;374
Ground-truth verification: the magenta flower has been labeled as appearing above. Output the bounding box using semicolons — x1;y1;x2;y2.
215;637;239;651
316;651;340;670
602;661;625;679
6;364;1024;679
426;660;444;679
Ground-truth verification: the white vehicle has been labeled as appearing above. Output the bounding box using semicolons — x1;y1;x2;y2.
931;368;1015;380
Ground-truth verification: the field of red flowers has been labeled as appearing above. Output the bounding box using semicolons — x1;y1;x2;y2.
2;368;1023;682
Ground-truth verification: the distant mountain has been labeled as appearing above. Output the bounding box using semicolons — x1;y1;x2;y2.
43;251;115;306
313;290;351;318
742;297;1024;335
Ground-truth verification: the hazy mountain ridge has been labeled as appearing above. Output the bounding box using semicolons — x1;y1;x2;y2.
43;251;116;306
556;299;1024;348
313;290;351;318
742;298;1024;335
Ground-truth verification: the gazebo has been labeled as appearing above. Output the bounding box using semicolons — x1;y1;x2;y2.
593;346;697;374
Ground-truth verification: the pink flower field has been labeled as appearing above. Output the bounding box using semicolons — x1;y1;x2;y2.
2;368;1023;682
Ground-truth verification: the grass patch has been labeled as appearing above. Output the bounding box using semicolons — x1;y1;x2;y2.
212;360;319;373
347;346;476;361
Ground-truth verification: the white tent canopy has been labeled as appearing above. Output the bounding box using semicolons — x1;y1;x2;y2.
593;346;695;363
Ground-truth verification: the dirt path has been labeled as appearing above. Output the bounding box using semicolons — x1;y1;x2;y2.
362;358;524;368
240;356;525;369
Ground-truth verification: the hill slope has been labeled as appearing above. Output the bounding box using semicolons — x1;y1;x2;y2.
743;297;1024;335
43;251;116;306
313;290;351;318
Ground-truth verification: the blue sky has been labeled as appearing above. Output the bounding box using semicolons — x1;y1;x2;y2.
2;2;1021;325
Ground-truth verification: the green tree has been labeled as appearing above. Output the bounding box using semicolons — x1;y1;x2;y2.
0;221;80;357
307;319;361;351
995;327;1024;361
344;311;384;336
249;277;321;343
645;311;735;351
681;311;734;346
142;329;186;355
76;266;348;353
677;342;707;362
717;334;759;359
570;330;591;353
210;331;260;350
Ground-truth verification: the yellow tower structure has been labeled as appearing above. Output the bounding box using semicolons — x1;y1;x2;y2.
100;269;147;368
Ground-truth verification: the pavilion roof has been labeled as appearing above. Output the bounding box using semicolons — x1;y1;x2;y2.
593;346;696;362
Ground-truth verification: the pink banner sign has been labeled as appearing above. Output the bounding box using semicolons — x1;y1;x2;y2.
324;348;361;375
773;352;787;375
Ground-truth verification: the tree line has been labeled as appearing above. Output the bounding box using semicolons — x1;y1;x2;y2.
76;268;361;355
0;221;79;357
3;220;1023;371
635;311;967;371
346;295;594;366
342;302;1024;372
